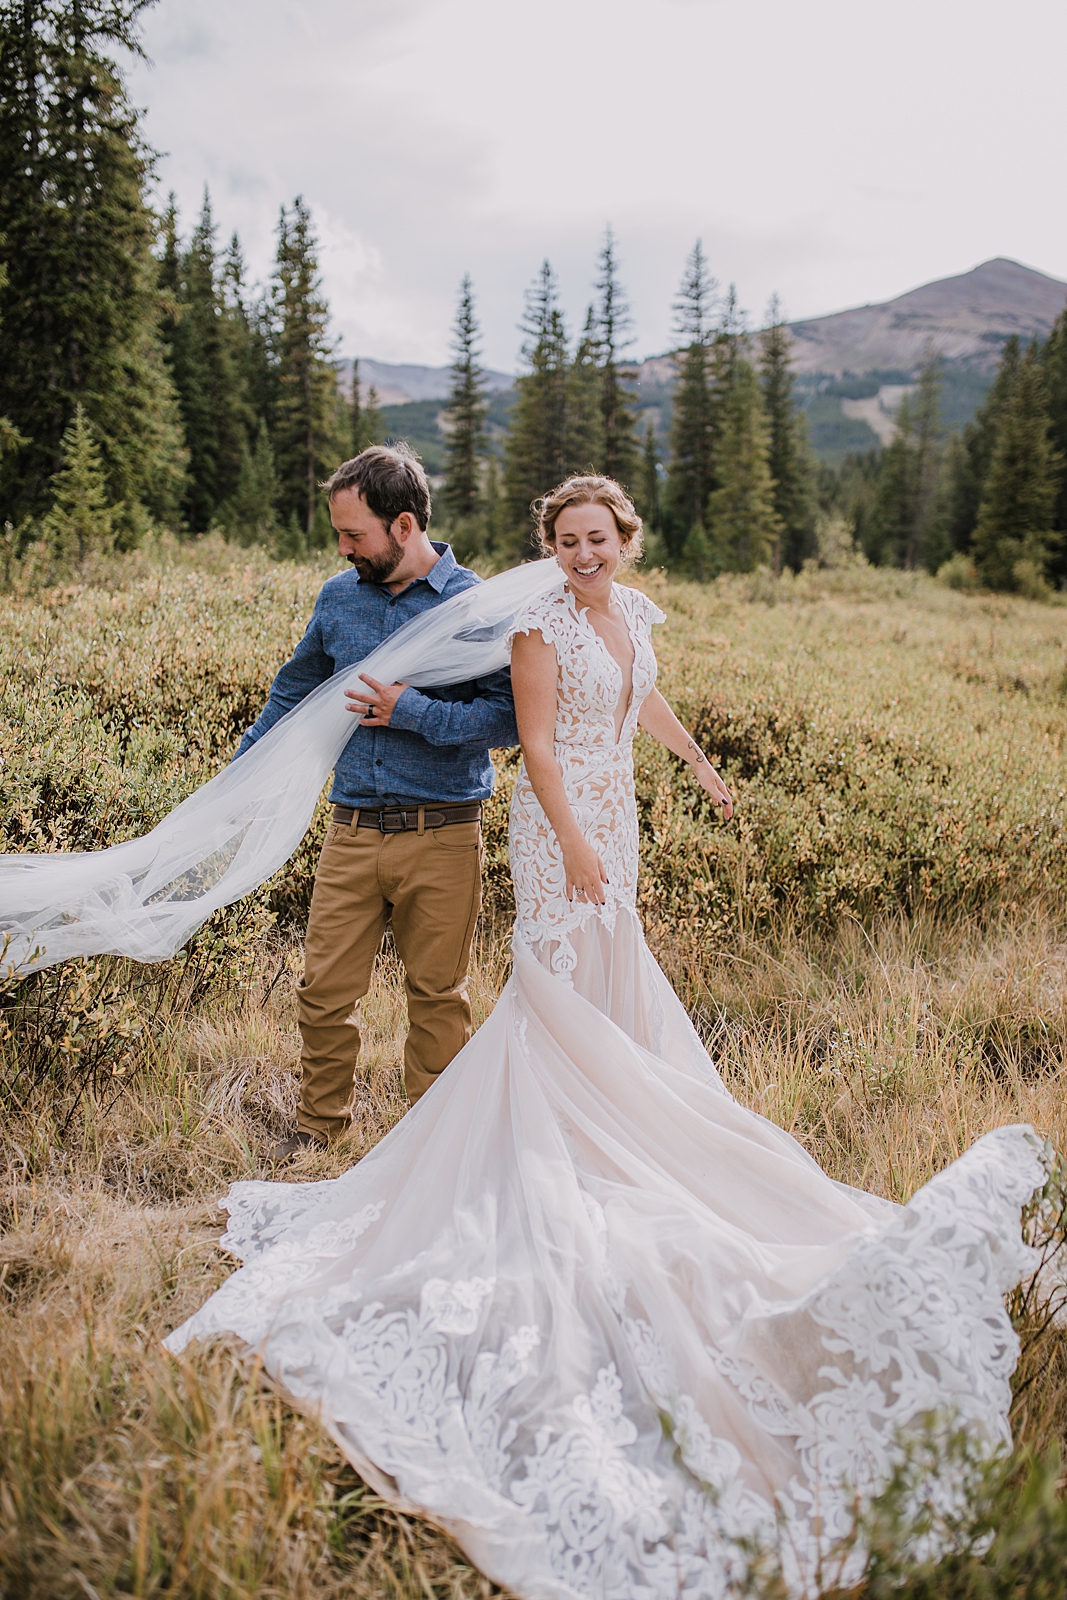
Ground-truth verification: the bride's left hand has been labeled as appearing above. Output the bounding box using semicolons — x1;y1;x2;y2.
692;759;734;820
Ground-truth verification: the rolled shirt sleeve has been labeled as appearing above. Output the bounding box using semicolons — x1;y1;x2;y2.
234;602;333;758
389;668;519;749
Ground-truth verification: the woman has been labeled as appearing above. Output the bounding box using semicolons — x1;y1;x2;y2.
166;477;1049;1600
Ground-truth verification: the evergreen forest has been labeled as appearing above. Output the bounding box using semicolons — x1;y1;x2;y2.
1;0;1065;597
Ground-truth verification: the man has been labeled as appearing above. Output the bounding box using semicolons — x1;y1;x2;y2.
235;444;517;1160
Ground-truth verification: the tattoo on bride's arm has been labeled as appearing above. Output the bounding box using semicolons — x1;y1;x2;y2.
686;738;707;766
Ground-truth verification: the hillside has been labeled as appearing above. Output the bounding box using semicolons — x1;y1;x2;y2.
357;258;1067;467
787;258;1067;376
343;356;513;406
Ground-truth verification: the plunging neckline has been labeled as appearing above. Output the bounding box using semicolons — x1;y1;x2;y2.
564;583;636;743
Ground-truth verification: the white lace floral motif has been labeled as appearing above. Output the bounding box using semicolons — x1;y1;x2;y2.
507;580;665;977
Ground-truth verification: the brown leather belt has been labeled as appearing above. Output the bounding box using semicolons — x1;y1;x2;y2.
332;801;482;833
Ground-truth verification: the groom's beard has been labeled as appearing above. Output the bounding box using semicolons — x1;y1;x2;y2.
348;532;404;584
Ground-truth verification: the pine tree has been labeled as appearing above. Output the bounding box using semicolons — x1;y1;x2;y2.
639;419;661;535
665;241;718;559
1041;307;1067;587
44;403;116;567
0;0;186;533
595;227;639;486
348;363;385;454
758;297;814;573
442;274;488;521
566;305;603;474
221;230;272;433
906;348;945;571
503;260;569;551
222;418;278;547
269;197;346;540
972;344;1063;592
864;398;918;566
943;336;1021;554
165;189;254;531
362;384;385;448
705;357;780;573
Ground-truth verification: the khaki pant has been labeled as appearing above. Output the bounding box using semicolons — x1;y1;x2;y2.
295;815;482;1140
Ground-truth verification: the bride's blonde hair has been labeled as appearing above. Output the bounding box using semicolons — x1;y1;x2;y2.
535;475;644;563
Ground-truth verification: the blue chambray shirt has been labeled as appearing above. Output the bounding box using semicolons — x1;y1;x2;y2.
235;543;518;807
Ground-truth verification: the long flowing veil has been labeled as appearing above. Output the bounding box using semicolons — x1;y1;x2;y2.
1;558;562;977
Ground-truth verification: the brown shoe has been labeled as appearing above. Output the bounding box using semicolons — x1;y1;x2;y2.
271;1130;326;1164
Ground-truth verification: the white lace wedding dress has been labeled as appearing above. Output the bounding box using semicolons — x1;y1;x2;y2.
166;578;1050;1599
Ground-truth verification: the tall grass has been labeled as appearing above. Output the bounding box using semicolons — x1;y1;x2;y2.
2;542;1066;1596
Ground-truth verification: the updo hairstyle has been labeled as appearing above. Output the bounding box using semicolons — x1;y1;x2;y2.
534;475;644;564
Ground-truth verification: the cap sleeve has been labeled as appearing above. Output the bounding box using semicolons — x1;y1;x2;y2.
505;582;571;655
619;585;666;631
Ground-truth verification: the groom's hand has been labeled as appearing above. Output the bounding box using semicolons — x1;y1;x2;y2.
345;674;409;727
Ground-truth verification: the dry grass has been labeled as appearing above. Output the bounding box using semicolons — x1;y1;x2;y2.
2;552;1067;1595
2;915;1065;1598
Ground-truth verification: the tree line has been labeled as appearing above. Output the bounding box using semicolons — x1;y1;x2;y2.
0;0;373;570
444;238;815;578
1;0;1062;596
826;331;1067;595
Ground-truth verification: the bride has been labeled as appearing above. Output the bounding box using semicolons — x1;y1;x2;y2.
166;476;1052;1599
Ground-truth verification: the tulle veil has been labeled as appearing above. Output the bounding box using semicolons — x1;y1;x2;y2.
0;557;562;977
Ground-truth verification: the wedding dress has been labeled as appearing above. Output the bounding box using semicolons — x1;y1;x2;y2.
166;576;1051;1599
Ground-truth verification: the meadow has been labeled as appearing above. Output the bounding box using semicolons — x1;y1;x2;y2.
2;537;1067;1598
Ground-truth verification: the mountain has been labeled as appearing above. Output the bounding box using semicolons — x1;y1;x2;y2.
353;259;1067;467
342;356;514;406
786;258;1067;376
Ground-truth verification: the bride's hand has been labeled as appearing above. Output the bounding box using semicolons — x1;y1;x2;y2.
692;759;734;820
563;836;609;906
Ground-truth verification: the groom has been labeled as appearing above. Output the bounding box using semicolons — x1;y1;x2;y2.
235;444;518;1161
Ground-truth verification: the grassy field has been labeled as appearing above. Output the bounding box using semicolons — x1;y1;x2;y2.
2;539;1067;1597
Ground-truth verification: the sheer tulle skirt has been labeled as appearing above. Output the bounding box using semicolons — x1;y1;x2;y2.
165;909;1047;1599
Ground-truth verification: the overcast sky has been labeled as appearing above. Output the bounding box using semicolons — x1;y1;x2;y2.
127;0;1067;372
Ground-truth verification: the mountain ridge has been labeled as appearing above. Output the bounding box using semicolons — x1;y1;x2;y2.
786;258;1067;375
351;258;1067;403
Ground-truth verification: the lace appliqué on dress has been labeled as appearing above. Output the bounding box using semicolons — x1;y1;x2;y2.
507;582;665;980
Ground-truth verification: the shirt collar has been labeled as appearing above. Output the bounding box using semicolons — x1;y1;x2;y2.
424;541;457;592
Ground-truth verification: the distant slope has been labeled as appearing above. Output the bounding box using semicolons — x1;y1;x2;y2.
341;356;514;406
354;258;1067;468
787;258;1067;376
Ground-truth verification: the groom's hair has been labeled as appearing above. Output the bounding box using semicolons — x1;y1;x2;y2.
322;443;432;531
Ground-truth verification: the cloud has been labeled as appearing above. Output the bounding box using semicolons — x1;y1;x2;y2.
128;0;1067;369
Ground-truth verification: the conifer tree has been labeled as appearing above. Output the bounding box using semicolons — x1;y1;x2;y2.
44;403;116;567
972;344;1063;591
362;385;385;449
0;0;186;532
758;298;814;573
943;336;1021;554
906;348;945;571
865;397;918;566
165;190;254;531
349;362;385;454
222;418;278;547
442;274;488;521
705;357;780;572
566;305;603;474
1041;308;1067;587
503;260;569;550
862;353;946;571
269;197;346;540
595;227;639;486
222;230;272;433
639;420;661;535
665;241;718;559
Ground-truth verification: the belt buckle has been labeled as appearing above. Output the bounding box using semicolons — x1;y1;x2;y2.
379;808;404;833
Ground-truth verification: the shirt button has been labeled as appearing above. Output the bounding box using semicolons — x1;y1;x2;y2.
376;759;382;766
